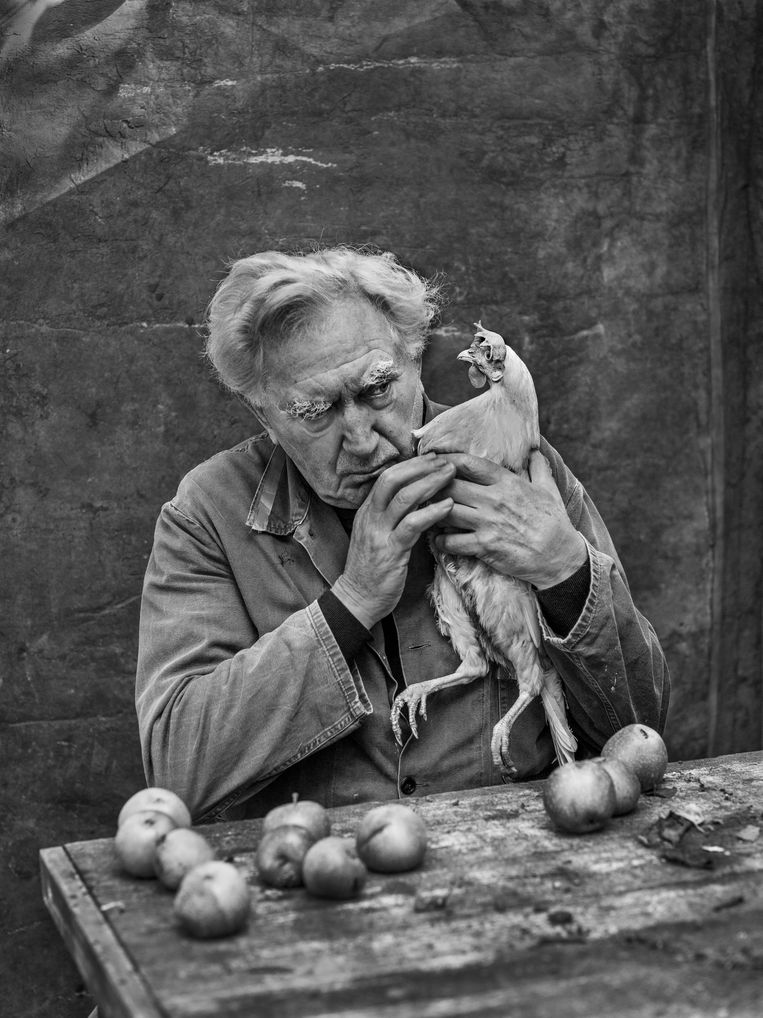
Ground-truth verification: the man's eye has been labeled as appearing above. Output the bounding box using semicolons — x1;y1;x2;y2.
300;407;332;428
301;407;329;422
365;381;392;400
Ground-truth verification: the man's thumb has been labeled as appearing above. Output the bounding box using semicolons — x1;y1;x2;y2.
528;449;554;488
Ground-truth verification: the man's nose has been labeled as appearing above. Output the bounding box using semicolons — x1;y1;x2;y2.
340;404;379;457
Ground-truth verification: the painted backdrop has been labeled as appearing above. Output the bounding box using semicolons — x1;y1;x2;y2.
1;2;761;1015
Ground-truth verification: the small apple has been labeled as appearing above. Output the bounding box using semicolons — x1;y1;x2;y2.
118;787;192;830
174;860;251;938
601;723;668;791
302;836;367;899
154;827;216;890
593;756;641;816
542;760;616;834
355;803;427;873
115;809;177;877
262;794;331;842
256;824;316;888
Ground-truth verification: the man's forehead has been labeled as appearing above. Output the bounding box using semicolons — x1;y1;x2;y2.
280;352;401;397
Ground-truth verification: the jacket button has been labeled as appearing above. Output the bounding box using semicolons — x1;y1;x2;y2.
400;776;417;795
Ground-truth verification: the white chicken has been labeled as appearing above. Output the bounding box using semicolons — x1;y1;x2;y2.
390;322;577;774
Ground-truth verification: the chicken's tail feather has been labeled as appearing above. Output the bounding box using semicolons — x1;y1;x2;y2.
539;667;577;765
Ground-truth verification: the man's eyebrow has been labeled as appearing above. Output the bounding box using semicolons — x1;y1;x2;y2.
360;359;400;388
284;396;332;420
283;360;401;419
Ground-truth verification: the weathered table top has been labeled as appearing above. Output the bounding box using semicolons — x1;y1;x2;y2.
41;752;763;1018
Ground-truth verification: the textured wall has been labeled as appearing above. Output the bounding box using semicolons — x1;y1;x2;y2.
0;2;760;1015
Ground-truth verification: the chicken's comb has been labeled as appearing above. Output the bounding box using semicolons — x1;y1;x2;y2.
473;321;506;361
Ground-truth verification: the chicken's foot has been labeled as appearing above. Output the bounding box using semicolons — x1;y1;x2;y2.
391;660;483;744
490;689;535;776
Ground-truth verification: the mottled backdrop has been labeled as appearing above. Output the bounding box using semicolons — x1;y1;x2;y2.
1;1;761;1014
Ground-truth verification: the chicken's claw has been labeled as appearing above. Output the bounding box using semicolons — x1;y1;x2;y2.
390;682;436;744
491;715;514;771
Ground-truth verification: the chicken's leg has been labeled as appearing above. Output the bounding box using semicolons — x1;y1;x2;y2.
490;689;536;776
390;564;489;744
491;659;577;776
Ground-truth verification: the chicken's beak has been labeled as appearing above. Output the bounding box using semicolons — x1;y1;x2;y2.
458;345;489;389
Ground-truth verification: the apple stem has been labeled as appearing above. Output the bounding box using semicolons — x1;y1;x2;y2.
291;792;299;805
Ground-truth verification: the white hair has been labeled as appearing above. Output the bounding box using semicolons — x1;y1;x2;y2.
204;246;442;403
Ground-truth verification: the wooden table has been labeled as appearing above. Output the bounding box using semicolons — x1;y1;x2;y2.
41;753;763;1017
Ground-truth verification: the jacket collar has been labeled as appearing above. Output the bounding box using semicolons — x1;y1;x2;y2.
246;443;310;534
246;393;447;535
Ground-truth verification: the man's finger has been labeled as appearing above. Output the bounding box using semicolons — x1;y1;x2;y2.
385;462;456;526
437;452;501;484
432;529;481;558
370;454;448;507
397;498;454;547
441;503;481;531
528;450;555;489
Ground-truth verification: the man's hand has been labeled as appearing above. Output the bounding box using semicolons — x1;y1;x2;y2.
332;453;456;628
432;450;587;589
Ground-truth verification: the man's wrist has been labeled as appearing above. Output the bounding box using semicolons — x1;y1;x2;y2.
534;532;588;591
331;575;379;631
318;589;372;661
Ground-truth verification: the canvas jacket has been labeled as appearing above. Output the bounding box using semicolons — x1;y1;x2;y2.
136;401;670;822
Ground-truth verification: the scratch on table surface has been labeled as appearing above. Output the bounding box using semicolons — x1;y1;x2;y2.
101;900;126;914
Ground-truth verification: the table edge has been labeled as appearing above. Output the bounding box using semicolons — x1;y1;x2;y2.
40;846;164;1018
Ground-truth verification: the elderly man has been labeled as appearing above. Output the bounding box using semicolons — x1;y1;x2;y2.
136;247;669;822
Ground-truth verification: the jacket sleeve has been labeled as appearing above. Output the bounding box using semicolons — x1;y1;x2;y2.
135;500;372;821
539;439;671;753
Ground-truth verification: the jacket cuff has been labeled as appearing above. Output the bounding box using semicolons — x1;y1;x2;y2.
536;555;591;638
318;589;373;663
538;538;601;648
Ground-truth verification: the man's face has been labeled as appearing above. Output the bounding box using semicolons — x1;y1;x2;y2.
255;297;424;508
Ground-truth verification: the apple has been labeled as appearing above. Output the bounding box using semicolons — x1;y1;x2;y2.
154;827;216;890
262;794;331;842
355;803;427;873
174;860;251;938
593;756;641;816
302;836;368;899
542;760;617;834
256;824;316;888
115;809;178;877
601;723;668;791
118;787;192;830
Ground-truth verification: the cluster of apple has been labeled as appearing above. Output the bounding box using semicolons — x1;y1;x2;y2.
256;796;427;899
114;787;250;938
113;788;429;938
542;723;669;834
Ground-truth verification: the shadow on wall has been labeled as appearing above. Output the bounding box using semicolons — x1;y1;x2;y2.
0;0;128;62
